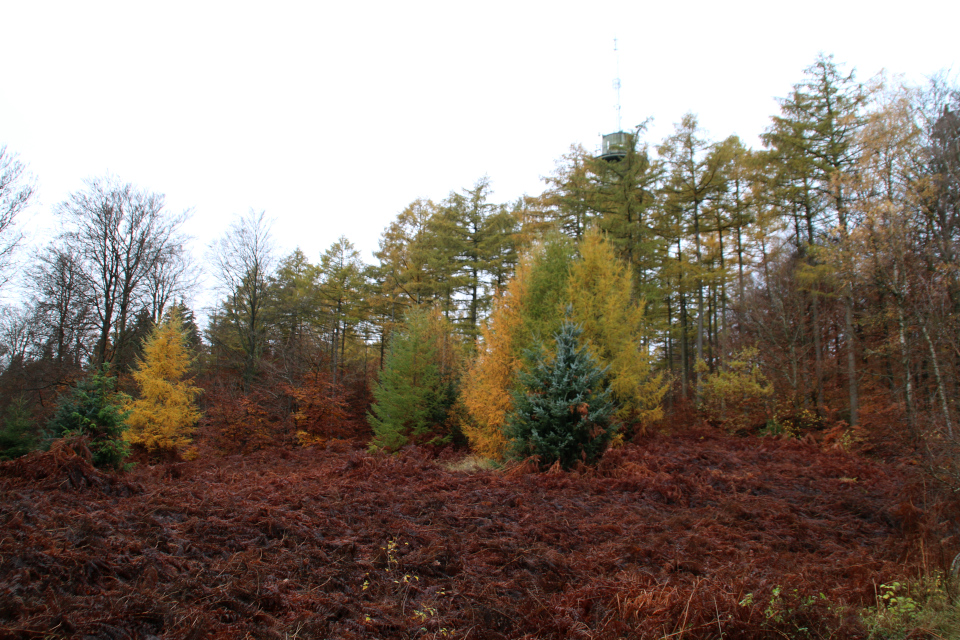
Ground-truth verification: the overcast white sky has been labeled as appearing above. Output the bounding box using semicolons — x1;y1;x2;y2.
1;0;957;311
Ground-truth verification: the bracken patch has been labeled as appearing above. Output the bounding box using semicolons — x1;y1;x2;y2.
0;429;954;639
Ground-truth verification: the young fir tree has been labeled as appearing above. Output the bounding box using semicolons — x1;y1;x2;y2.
506;317;617;469
368;306;461;451
0;397;39;460
125;312;202;455
47;366;131;469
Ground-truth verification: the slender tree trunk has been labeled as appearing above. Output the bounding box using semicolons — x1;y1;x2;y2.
694;205;704;406
798;182;826;414
95;313;113;368
892;265;917;434
736;225;745;303
844;292;858;427
666;296;674;375
921;321;953;439
810;293;826;413
707;286;717;371
470;265;479;334
678;241;689;399
715;213;727;364
379;330;386;371
789;343;800;402
897;306;916;433
340;321;347;385
834;180;860;428
732;176;745;309
680;293;688;399
331;298;342;387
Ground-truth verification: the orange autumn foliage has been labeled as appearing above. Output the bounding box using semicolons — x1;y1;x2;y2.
285;372;350;443
460;254;532;459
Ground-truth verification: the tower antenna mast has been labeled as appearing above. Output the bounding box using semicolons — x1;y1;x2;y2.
613;37;622;132
598;37;628;162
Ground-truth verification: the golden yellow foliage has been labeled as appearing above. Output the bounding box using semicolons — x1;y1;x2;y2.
296;430;327;448
567;230;667;430
461;232;668;456
125;313;202;453
698;347;774;431
460;254;532;459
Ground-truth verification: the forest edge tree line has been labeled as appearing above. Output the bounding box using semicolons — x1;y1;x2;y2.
0;55;958;487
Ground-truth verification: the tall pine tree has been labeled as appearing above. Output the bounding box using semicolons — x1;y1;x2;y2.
368;306;462;451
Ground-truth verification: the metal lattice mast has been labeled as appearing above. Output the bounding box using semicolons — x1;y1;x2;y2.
613;37;622;133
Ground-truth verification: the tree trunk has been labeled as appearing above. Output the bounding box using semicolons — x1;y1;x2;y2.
694;205;704;406
844;292;858;427
810;292;826;413
678;242;689;399
921;321;953;439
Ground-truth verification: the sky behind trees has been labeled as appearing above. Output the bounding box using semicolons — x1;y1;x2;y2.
1;0;957;310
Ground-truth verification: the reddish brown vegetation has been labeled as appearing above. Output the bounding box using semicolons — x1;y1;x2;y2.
0;431;954;639
197;371;373;456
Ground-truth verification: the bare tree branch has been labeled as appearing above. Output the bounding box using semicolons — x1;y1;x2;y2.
55;176;189;368
210;209;275;384
0;145;36;290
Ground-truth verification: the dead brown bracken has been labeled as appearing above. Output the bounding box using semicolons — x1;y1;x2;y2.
0;430;953;639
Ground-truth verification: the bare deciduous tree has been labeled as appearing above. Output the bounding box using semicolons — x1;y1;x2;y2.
0;145;36;290
210;209;275;384
145;243;199;324
30;243;95;370
56;176;188;368
0;305;35;371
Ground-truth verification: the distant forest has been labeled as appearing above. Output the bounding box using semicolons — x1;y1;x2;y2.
1;55;958;482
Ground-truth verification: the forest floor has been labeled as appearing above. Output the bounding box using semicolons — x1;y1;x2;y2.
0;429;955;639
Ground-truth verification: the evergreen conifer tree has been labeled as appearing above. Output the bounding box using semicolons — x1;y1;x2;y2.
0;397;39;460
47;366;131;469
368;306;461;451
505;317;617;469
125;312;202;455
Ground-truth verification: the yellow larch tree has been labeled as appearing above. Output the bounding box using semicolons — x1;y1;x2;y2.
460;254;530;459
125;312;202;454
567;230;666;430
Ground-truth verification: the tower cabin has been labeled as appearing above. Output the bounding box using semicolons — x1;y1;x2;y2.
599;131;629;162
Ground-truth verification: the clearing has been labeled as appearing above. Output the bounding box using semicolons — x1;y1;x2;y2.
0;430;949;639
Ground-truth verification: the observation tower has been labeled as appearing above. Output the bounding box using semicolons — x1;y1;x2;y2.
598;38;628;162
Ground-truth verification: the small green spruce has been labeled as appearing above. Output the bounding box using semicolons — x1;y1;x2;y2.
506;318;618;469
47;366;131;469
0;397;40;460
